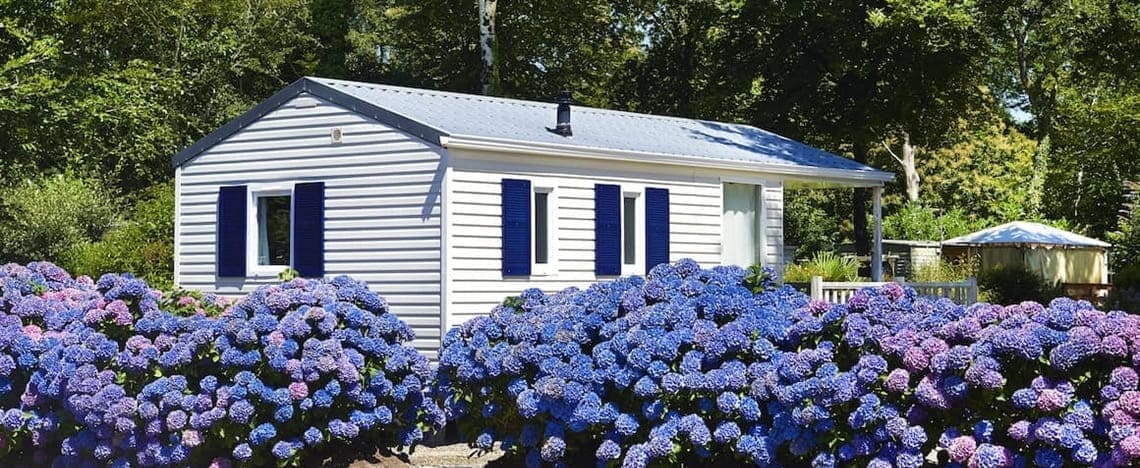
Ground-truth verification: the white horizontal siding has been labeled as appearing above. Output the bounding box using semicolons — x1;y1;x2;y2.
762;182;785;274
443;152;725;328
175;93;443;357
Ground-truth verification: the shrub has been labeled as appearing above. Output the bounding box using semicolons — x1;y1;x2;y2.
1106;263;1140;313
784;191;838;259
434;261;810;466
883;202;987;242
910;257;977;283
1105;288;1140;314
978;264;1062;305
0;174;119;264
0;262;441;465
435;259;1140;466
65;182;175;289
784;251;861;282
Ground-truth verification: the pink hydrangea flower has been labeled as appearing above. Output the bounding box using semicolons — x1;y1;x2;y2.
22;325;42;340
1111;367;1139;390
884;369;910;393
182;429;203;447
948;436;977;463
920;337;949;356
1120;391;1140;416
106;300;129;315
288;382;309;401
83;309;106;325
903;347;929;373
178;296;196;307
1121;435;1140;459
113;310;134;326
1103;336;1130;358
1036;389;1069;413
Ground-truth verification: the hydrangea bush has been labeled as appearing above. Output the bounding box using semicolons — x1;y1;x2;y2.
435;259;1140;467
0;262;441;466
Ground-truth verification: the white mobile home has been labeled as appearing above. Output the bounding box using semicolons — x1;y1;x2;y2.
171;77;893;355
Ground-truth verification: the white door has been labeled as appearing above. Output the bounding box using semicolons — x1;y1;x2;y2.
722;183;760;267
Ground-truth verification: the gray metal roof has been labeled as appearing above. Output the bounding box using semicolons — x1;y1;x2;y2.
172;77;892;183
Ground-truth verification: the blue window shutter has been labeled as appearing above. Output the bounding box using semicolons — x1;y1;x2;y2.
216;186;247;277
645;187;670;274
293;182;326;278
594;184;621;276
501;179;532;276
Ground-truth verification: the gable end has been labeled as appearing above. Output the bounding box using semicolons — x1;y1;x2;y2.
170;78;450;168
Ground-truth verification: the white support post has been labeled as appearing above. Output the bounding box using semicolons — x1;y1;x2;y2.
871;185;883;281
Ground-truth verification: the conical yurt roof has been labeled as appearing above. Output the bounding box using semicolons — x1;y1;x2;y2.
942;221;1110;249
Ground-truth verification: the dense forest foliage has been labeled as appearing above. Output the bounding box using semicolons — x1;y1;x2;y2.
1;0;1138;286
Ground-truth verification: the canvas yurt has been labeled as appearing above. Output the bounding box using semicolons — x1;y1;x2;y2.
941;221;1111;286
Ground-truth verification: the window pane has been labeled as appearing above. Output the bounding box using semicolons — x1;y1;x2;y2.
623;196;636;265
535;192;549;264
258;196;291;266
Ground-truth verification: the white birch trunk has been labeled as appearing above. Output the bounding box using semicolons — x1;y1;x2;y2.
882;131;920;202
901;131;919;202
478;0;497;95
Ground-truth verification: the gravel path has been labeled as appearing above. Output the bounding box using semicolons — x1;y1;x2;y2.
331;444;507;468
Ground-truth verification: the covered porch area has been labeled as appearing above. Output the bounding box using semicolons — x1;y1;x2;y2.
721;171;892;282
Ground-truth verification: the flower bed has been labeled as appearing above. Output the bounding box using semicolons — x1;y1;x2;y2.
435;260;1140;467
0;262;442;466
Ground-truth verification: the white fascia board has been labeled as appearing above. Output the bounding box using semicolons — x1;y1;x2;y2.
442;134;894;187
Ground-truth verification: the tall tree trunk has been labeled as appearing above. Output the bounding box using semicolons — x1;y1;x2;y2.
478;0;498;95
853;141;870;256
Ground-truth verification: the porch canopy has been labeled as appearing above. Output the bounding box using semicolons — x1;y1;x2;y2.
942;221;1111;284
784;178;892;281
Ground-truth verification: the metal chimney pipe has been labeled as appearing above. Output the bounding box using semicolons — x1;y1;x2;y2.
548;90;573;137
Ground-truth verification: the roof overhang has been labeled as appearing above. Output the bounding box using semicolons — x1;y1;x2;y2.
942;242;1110;250
442;134;894;187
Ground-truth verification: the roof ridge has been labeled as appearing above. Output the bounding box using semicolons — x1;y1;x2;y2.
309;76;763;129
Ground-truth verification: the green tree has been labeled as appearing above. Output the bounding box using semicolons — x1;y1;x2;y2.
917;112;1038;223
1;0;317;195
607;1;752;120
374;0;646;104
714;0;987;254
1048;83;1140;237
978;0;1140;225
0;1;66;182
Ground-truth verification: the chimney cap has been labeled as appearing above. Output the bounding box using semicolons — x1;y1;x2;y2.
548;90;573;137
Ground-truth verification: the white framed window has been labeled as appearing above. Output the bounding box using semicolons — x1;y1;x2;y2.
247;185;294;277
621;188;644;276
532;185;558;276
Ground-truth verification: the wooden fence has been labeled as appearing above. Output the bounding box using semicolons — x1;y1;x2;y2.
809;276;978;305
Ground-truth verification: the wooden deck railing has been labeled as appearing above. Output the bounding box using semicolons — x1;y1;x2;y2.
809;276;978;305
